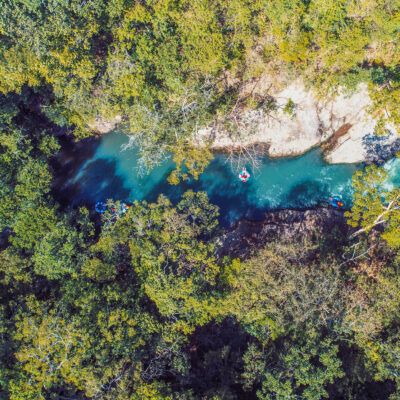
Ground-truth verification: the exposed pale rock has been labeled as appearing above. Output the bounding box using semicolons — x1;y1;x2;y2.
88;115;122;135
325;125;400;165
203;81;399;164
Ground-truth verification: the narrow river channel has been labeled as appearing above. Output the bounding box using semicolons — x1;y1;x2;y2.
57;132;400;226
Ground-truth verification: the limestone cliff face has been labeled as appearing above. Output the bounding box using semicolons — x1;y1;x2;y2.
202;81;400;164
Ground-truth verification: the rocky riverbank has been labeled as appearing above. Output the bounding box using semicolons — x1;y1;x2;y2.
87;115;122;135
200;80;400;165
217;207;348;259
86;79;400;165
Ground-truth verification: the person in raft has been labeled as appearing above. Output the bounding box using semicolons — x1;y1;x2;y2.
95;201;132;214
329;195;343;208
239;168;250;183
95;201;107;213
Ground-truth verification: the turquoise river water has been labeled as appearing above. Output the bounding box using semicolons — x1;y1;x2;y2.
61;132;400;226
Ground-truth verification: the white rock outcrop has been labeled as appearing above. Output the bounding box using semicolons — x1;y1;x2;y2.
202;81;399;164
88;115;122;135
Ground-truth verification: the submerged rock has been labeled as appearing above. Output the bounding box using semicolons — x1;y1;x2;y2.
217;207;348;259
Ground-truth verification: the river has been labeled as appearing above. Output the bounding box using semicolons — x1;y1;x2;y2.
56;132;400;226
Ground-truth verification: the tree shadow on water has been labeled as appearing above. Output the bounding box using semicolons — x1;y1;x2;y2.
55;158;131;208
51;136;100;186
56;152;271;225
283;179;328;209
144;158;268;227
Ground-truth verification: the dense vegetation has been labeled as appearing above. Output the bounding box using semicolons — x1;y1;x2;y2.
1;0;400;175
0;89;399;400
1;1;400;399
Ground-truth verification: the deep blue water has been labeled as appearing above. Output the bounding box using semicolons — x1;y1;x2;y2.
59;132;400;226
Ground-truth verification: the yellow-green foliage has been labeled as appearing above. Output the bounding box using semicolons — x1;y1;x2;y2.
1;0;399;142
1;0;400;179
12;311;93;397
346;165;400;249
2;5;400;400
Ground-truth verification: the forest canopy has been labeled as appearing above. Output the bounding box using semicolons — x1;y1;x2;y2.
0;87;400;400
1;0;400;174
1;1;400;399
